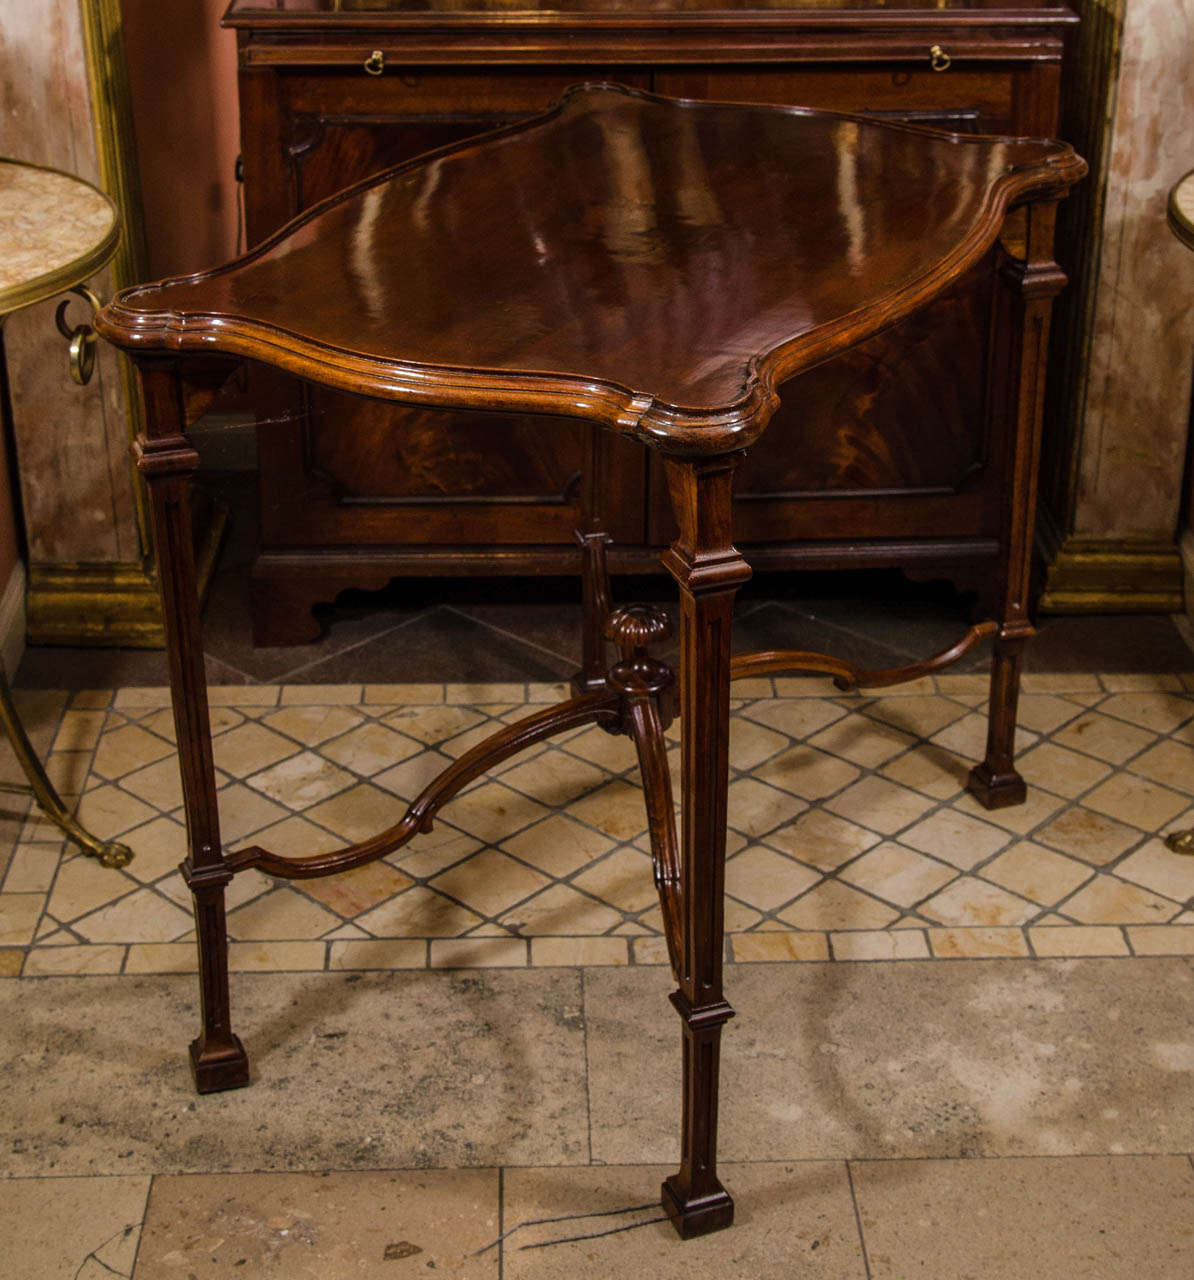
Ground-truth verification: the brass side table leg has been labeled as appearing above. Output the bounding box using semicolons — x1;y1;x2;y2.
0;663;132;868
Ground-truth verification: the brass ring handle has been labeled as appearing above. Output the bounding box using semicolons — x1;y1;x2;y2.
929;44;952;72
364;49;385;76
53;285;103;386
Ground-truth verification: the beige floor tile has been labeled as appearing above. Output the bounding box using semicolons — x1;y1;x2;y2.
328;938;426;969
356;884;484;936
733;932;829;961
1050;710;1158;766
51;709;107;753
927;926;1030;958
279;683;363;706
1020;673;1103;694
388;827;481;880
324;921;369;940
1059;875;1179;925
120;816;189;884
118;756;187;812
565;778;649;842
91;724;175;781
262;703;365;746
435;780;551;845
1082;773;1190;831
502;1162;864;1279
1125;924;1194;956
838;841;955;907
228;941;327;970
111;687;170;710
70;690;113;709
125;942;198;973
205;684;281;707
572;846;660;915
364;682;444;704
432;847;551;918
47;855;137;923
632;935;670;963
1114;842;1194;902
765;809;881;871
299;860;414;917
725;716;790;769
157;865;272;915
210;721;300;778
1014;693;1087;734
899;809;1010;871
952;786;1065;835
808;716;918;768
554;723;638;773
382;702;488;746
933;674;990;695
371;748;457;802
501;814;616;878
1129;737;1194;792
878;744;969;799
23;944;125;974
1098;692;1194;734
851;1155;1194;1280
928;712;992;762
0;948;23;975
73;785;159;839
498;882;623;935
1103;673;1185;692
1016;741;1112;799
726;777;808;837
318;719;423;776
825;777;936;836
0;890;44;944
301;782;410;844
830;929;929;960
43;750;91;796
234;813;346;860
3;844;59;892
725;844;821;910
246;750;356;810
862;694;969;738
0;1174;148;1280
739;695;850;739
227;886;342;940
446;682;524;704
531;936;628;965
754;746;860;803
501;749;611;807
1033;805;1143;865
74;887;192;944
980;841;1093;905
1028;925;1129;957
919;878;1036;928
212;783;290;844
779;879;900;931
134;1169;498;1279
430;937;528;967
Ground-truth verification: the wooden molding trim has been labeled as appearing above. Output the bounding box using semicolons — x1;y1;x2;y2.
1036;516;1184;614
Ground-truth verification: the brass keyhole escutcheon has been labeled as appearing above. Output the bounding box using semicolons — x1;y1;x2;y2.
929;44;952;72
364;48;385;76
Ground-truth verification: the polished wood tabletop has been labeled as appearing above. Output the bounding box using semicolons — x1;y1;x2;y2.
98;83;1082;451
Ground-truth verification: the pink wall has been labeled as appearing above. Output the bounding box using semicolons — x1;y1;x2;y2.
120;0;242;279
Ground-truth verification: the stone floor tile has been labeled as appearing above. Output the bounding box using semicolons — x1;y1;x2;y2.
498;882;623;936
838;842;956;907
356;884;484;937
91;724;175;780
1061;874;1181;925
1016;741;1113;799
298;859;414;917
739;696;849;739
500;750;612;808
572;846;659;915
315;720;424;778
1098;692;1194;734
807;716;918;768
850;1155;1194;1280
430;937;528;968
862;694;969;738
830;928;929;960
210;721;300;777
74;887;193;944
23;944;125;975
382;703;488;746
228;941;328;970
0;890;45;944
328;938;426;969
501;1163;865;1279
279;683;364;705
73;786;159;839
918;879;1036;928
554;723;638;773
980;841;1094;904
530;936;628;966
824;777;936;836
435;780;551;845
134;1169;498;1279
120;816;189;884
584;959;1194;1164
754;746;860;804
0;948;24;975
0;1174;149;1280
725;777;808;838
1033;805;1143;865
725;845;822;911
70;689;114;709
46;855;137;923
51;709;108;753
778;879;900;931
1020;673;1103;693
432;848;552;919
231;813;345;860
733;932;830;961
1125;924;1194;956
125;942;199;974
952;786;1066;835
1102;673;1186;692
2;844;59;893
899;809;1010;871
765;809;881;870
301;782;411;844
226;886;342;941
1;969;588;1175
878;745;969;800
1050;710;1158;766
246;750;356;810
211;783;290;844
500;814;616;878
927;926;1031;958
261;703;365;746
1083;773;1190;832
927;712;992;762
1028;925;1129;957
632;936;670;963
114;756;187;814
1013;693;1087;734
1115;842;1194;902
364;683;445;704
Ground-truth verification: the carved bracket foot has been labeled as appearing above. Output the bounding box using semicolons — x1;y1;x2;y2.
189;1034;251;1094
966;762;1026;810
661;1176;734;1239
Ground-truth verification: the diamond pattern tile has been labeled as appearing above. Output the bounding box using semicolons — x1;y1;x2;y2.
12;676;1194;973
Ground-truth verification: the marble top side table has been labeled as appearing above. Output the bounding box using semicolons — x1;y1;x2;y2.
96;85;1084;1236
0;159;131;868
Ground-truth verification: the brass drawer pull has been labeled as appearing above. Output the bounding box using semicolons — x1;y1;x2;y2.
929;44;952;72
364;49;385;76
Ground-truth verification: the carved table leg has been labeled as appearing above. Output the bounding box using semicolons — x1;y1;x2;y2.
574;423;614;695
968;203;1068;811
135;359;249;1093
659;454;751;1238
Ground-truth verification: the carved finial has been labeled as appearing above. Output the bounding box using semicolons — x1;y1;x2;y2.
606;604;671;658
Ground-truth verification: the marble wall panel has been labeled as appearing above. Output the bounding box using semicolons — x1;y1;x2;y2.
1;0;141;565
1074;0;1194;541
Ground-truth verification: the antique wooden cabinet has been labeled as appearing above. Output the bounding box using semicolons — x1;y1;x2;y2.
223;0;1076;644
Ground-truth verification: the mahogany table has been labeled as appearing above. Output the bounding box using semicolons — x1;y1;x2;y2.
96;85;1084;1238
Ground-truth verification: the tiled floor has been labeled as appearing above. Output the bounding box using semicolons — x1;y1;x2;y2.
4;506;1194;1276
